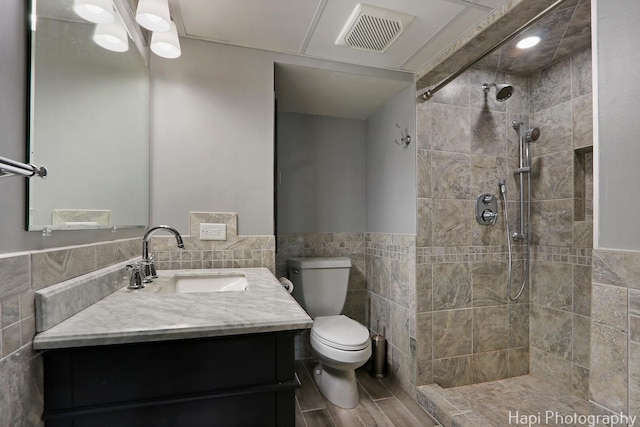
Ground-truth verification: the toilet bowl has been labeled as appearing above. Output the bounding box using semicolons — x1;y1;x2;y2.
286;257;372;409
310;315;371;409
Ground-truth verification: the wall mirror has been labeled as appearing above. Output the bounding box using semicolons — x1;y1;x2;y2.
27;0;149;231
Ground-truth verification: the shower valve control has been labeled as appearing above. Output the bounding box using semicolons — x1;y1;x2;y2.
476;193;498;226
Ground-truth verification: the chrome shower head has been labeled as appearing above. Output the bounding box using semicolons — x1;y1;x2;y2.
525;127;540;143
482;83;514;102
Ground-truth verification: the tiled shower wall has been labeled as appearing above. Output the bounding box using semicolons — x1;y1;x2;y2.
414;45;593;391
414;63;531;389
527;46;593;399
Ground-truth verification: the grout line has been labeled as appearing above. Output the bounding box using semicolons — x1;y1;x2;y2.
296;399;310;427
395;395;434;427
371;396;396;402
371;399;400;427
324;409;338;427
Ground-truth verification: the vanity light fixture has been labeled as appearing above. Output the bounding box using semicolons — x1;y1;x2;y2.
151;20;181;58
136;0;171;32
516;36;541;49
93;18;129;52
73;0;115;24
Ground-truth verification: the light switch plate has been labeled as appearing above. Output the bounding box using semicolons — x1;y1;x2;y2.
199;223;226;241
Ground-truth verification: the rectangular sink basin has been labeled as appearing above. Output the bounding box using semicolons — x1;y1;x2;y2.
156;273;248;294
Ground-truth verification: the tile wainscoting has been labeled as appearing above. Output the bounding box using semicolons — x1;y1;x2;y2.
276;232;366;324
0;237;139;427
365;233;416;395
152;212;276;273
590;248;640;419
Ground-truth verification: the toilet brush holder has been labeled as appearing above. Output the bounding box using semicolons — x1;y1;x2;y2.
370;331;387;379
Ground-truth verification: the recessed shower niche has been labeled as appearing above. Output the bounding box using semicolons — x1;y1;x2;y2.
574;147;593;223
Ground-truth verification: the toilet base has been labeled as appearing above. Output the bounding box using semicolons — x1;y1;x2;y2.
313;363;359;409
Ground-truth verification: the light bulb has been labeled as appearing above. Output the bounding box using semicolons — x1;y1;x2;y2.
136;0;171;32
516;36;541;50
151;21;181;59
73;0;115;24
93;19;129;52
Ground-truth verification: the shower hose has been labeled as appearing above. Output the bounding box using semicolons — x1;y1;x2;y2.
499;179;529;301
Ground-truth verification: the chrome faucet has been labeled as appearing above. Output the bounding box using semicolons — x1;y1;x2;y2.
141;225;184;283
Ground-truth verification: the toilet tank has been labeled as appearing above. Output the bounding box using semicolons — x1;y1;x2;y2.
287;257;351;318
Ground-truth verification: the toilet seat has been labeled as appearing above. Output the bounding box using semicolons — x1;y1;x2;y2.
311;315;370;351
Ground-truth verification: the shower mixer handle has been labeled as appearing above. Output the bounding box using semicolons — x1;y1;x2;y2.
482;210;498;222
475;193;499;225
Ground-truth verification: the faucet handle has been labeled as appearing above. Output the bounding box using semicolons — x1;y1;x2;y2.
141;257;157;284
126;263;144;290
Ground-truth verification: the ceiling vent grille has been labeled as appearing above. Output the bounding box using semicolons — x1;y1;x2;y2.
335;4;415;53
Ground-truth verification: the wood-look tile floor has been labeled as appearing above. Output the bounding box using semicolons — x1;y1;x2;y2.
295;361;440;427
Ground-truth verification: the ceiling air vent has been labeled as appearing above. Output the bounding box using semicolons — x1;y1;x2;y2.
335;3;415;53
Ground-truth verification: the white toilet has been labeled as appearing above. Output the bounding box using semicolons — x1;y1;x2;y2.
287;257;371;409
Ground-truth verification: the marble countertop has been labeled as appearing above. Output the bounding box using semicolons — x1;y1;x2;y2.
33;268;312;350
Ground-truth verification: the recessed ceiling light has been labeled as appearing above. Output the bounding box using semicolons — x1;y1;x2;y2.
516;36;541;49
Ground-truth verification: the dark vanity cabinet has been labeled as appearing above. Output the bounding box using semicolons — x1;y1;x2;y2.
42;331;301;427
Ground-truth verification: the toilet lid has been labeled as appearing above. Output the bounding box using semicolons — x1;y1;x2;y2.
311;315;370;351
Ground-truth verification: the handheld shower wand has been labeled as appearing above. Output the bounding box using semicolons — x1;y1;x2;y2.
498;178;526;301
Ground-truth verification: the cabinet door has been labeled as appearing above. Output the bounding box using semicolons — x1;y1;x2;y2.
43;331;300;427
45;334;277;409
47;393;283;427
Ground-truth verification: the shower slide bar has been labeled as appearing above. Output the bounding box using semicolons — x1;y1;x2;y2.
417;0;567;102
0;155;47;179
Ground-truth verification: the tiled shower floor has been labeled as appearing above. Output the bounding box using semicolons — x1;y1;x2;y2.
416;375;592;427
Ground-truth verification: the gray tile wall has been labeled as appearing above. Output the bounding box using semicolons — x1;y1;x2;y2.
365;233;416;394
590;249;640;419
527;47;593;399
414;46;593;393
0;238;139;427
415;63;531;389
152;212;276;273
